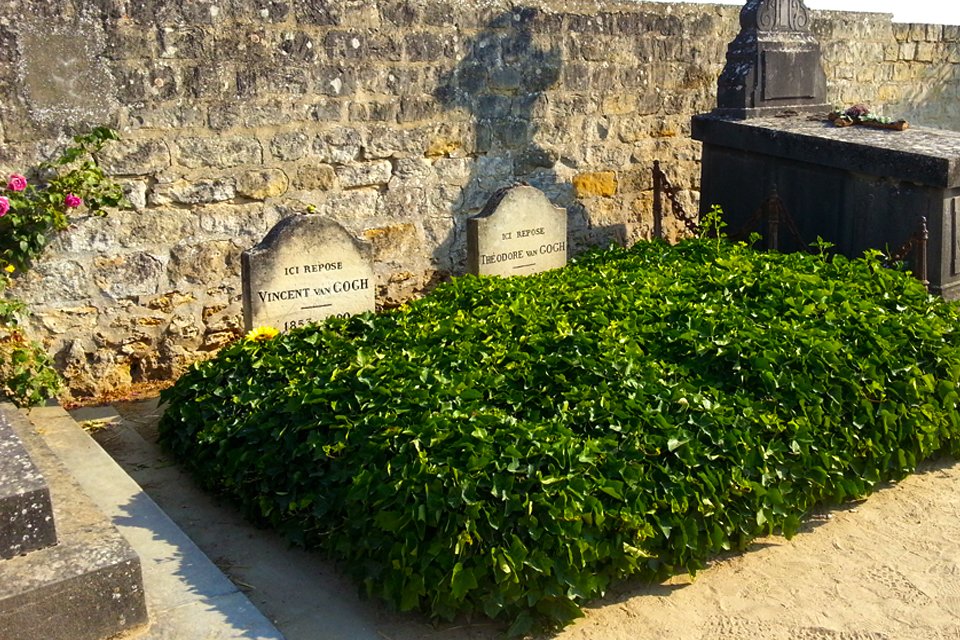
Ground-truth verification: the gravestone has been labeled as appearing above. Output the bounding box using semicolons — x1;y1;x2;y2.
0;404;147;640
467;185;567;277
242;215;375;332
715;0;829;118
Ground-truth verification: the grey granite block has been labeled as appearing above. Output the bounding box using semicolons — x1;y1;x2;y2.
0;408;57;559
0;403;148;640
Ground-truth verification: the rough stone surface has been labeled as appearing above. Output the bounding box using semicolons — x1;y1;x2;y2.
0;413;56;559
237;168;289;200
0;0;956;401
573;171;619;197
467;185;568;277
0;404;147;640
242;215;375;331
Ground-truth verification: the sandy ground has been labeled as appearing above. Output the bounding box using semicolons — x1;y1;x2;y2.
91;397;960;640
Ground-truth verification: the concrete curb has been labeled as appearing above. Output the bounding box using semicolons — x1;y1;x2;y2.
27;404;284;640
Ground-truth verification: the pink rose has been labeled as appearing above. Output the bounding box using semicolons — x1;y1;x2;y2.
6;174;26;192
64;193;83;208
845;104;870;118
0;196;8;217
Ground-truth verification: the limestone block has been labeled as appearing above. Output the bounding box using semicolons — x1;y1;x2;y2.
29;306;99;338
141;291;196;314
127;104;206;129
270;131;311;161
399;96;442;124
13;260;89;305
360;218;414;248
583;144;631;167
514;147;558;176
197;203;273;239
294;165;337;191
915;43;937;63
158;25;208;58
618;166;654;194
150;179;236;205
314;128;362;164
348;101;399;122
237;169;290;199
363;125;426;158
899;42;916;62
168;240;243;288
315;189;380;223
367;33;404;62
312;65;356;97
601;94;637;116
119;180;149;211
379;184;427;218
323;30;367;60
93;252;165;299
336;160;393;188
573;171;618;197
947;46;960;65
434;157;472;186
202;324;243;351
96;138;171;176
176;136;263;169
278;32;319;64
46;216;121;254
112;208;198;250
425;137;462;158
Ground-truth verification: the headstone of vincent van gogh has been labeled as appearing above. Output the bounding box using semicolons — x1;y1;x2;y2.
467;185;567;277
242;215;375;331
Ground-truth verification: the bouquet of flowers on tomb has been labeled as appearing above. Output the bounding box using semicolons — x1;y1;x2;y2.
828;104;909;131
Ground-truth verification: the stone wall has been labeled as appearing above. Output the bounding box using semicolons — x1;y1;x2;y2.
0;0;956;402
816;13;960;130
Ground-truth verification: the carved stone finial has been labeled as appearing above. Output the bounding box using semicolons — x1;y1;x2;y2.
717;0;828;118
742;0;810;31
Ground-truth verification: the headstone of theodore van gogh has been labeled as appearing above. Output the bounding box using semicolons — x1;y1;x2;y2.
467;185;567;277
242;215;375;332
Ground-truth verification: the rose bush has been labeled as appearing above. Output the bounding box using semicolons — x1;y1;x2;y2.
0;127;126;273
0;126;127;405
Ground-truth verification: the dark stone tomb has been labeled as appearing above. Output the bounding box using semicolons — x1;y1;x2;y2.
694;0;960;298
715;0;828;117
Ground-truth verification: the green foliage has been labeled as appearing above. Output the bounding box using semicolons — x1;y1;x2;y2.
0;126;126;405
699;203;727;246
0;126;127;272
0;326;61;407
159;238;960;634
0;274;60;405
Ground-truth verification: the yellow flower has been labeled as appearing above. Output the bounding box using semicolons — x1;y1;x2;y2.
3;265;13;273
245;325;279;342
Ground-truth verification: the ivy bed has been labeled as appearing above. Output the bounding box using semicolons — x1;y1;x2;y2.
159;238;960;635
